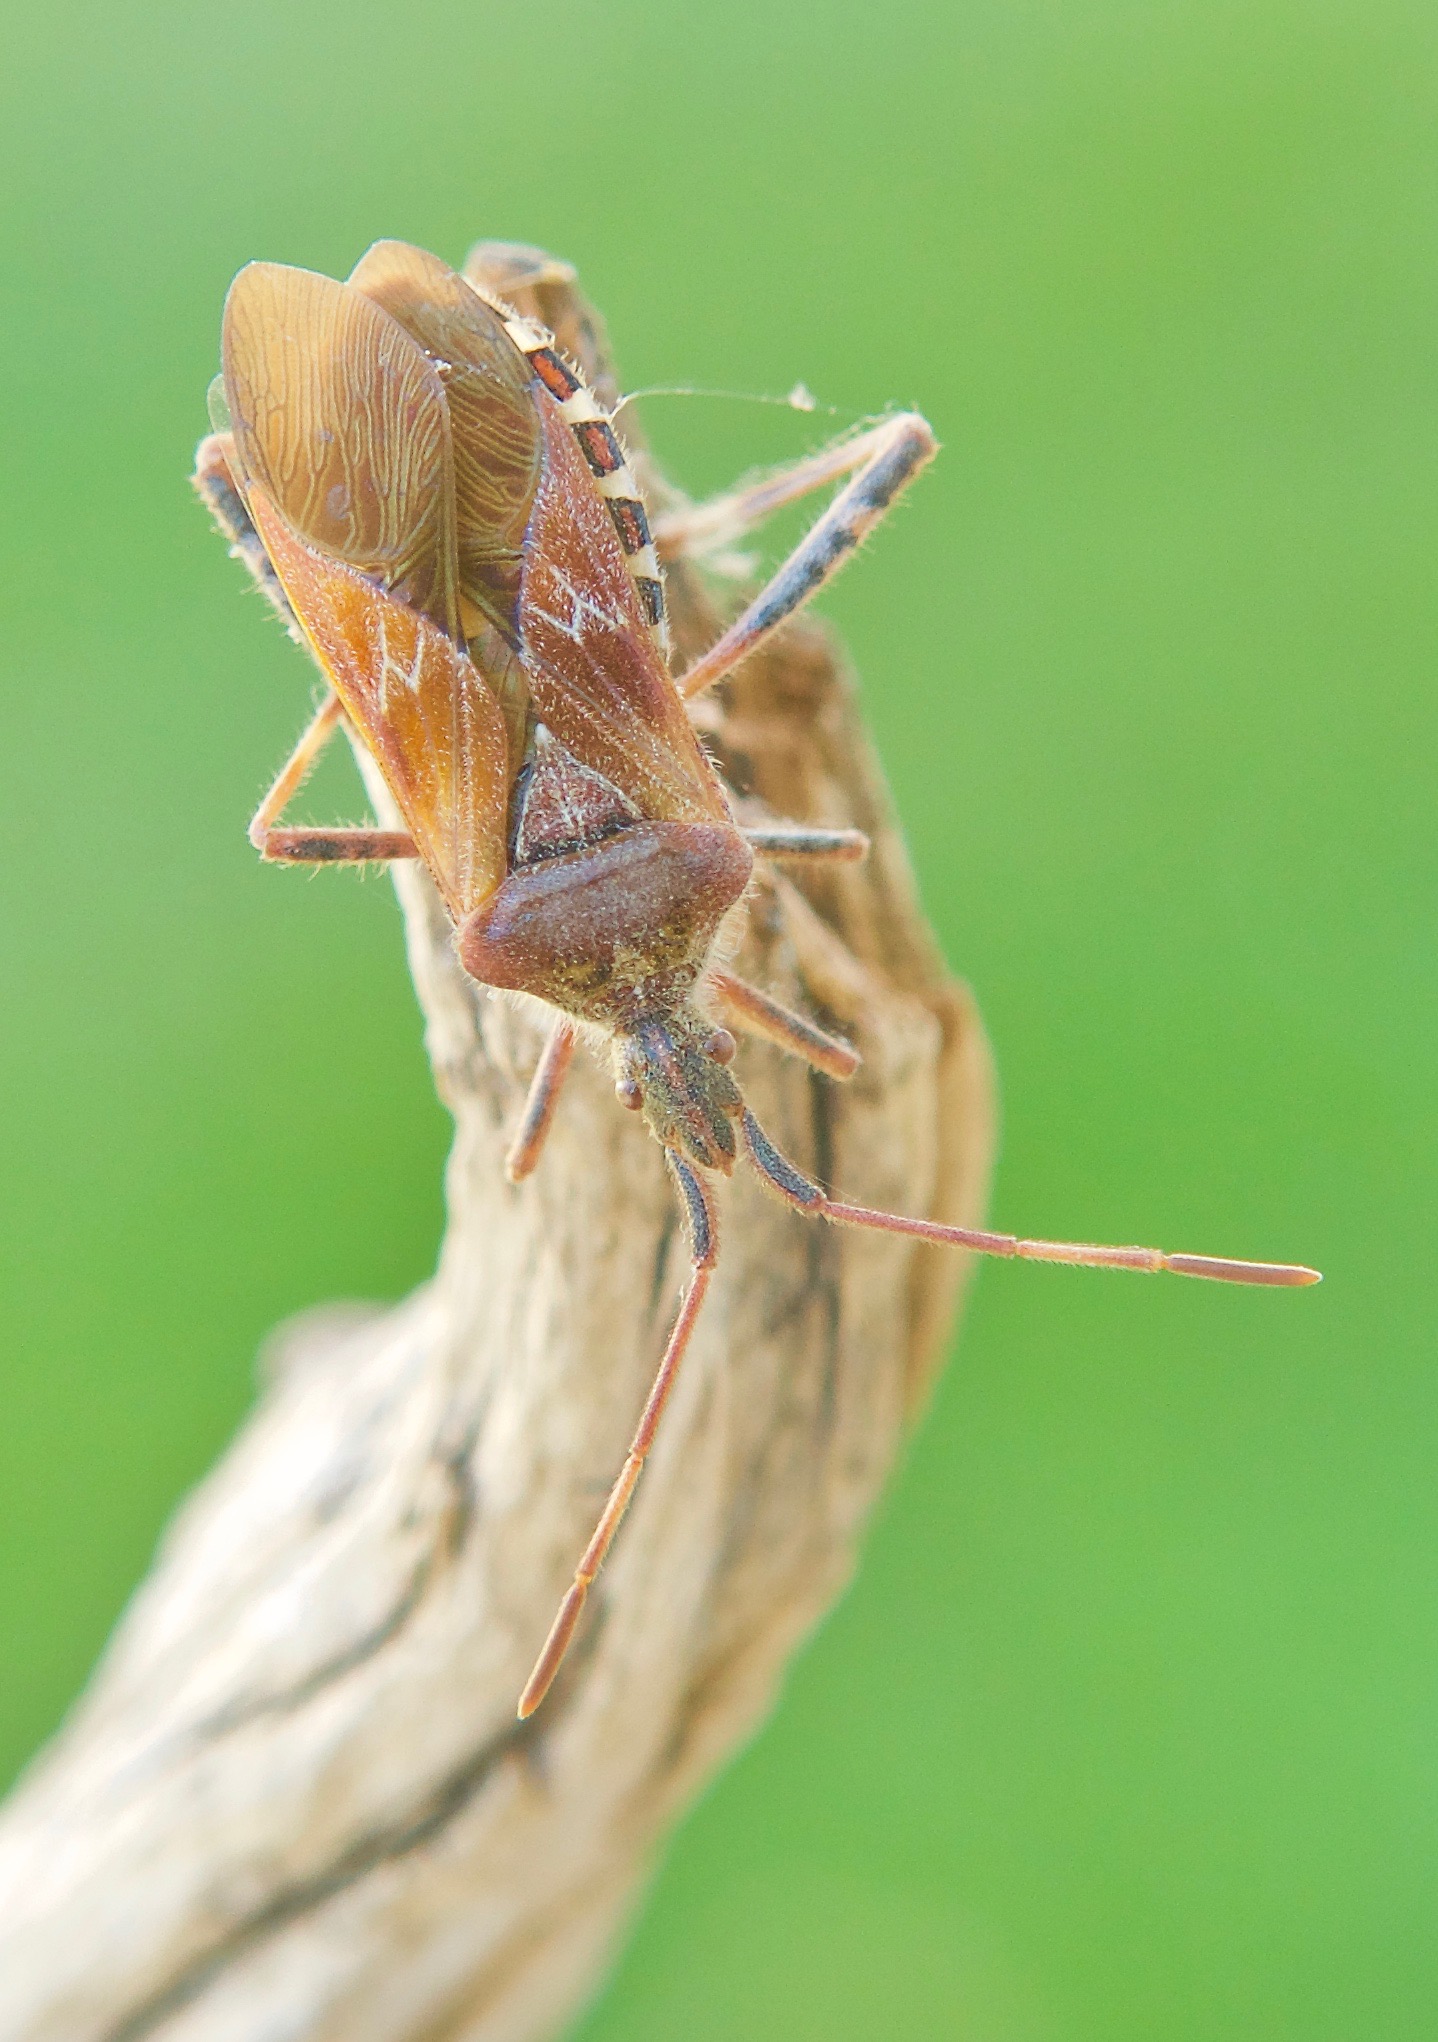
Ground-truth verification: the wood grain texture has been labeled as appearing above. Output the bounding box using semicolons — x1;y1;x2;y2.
0;252;995;2042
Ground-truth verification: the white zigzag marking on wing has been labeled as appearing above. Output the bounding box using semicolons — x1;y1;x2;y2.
373;608;428;710
528;563;628;647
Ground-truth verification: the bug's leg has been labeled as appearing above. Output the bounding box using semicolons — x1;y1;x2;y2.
248;694;421;866
676;413;938;701
739;1111;1321;1288
258;826;422;866
709;969;859;1082
504;1020;579;1182
248;693;343;848
654;418;926;567
743;824;869;864
193;432;297;630
517;1154;720;1717
197;438;422;869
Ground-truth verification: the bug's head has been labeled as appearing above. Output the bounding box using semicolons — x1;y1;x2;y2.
614;1011;743;1173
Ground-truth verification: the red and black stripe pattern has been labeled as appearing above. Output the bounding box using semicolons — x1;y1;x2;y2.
487;315;670;652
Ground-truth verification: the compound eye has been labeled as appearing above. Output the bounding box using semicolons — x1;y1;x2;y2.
705;1028;737;1066
615;1076;643;1111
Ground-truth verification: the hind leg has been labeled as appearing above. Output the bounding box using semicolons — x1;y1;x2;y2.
247;694;419;866
662;412;938;700
654;415;930;569
195;435;421;866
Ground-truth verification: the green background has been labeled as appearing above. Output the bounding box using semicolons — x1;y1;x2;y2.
0;1;1429;2035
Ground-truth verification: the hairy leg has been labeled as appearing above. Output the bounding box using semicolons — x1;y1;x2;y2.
247;693;420;865
709;969;859;1082
677;413;938;700
654;417;929;566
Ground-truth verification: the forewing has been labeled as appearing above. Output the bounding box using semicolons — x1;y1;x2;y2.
519;393;726;823
222;262;458;637
249;489;508;921
347;242;542;647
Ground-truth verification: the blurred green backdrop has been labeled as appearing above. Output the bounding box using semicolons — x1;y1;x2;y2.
0;0;1431;2035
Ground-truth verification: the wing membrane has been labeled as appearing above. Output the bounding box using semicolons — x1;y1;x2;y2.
347;241;542;648
222;262;458;637
249;488;507;920
518;394;726;823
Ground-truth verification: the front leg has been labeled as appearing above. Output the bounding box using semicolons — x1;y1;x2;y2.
504;1020;578;1182
517;1153;721;1717
709;969;859;1081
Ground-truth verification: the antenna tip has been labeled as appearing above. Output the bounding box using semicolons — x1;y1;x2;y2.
1166;1254;1323;1287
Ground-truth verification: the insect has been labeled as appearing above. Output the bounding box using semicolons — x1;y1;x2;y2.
195;238;1319;1719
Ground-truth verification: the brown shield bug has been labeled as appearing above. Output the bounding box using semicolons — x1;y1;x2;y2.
195;239;1319;1717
